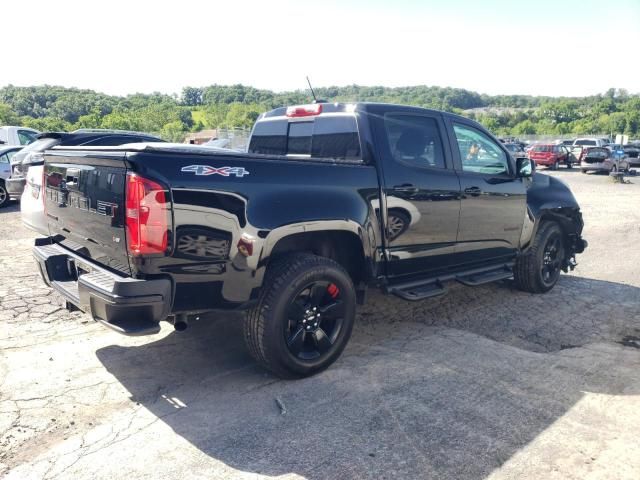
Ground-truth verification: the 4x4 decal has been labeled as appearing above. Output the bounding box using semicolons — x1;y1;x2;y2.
181;165;250;177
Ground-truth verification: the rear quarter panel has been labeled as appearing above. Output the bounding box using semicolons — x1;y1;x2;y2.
128;151;383;310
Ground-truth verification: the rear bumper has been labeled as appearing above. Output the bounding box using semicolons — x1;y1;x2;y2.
532;158;555;166
580;162;609;171
6;176;26;199
33;239;172;335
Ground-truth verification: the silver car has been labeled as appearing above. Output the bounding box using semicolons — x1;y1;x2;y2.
0;145;23;208
580;147;630;174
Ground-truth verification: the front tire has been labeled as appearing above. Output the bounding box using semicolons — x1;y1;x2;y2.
0;183;9;208
244;253;356;378
514;222;565;293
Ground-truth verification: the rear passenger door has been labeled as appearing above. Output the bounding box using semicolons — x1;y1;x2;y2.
372;109;461;278
447;120;527;265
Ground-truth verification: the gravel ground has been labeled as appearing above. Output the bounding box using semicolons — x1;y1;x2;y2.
1;169;639;480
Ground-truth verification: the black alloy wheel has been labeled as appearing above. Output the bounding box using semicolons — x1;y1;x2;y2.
541;231;563;288
285;281;346;360
243;253;356;378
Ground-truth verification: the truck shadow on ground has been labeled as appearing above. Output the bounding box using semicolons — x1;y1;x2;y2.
0;203;19;214
96;275;640;479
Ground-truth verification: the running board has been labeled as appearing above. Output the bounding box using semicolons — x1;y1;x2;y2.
456;267;513;286
385;262;514;301
387;280;447;301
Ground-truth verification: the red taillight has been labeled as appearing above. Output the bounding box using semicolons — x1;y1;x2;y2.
286;104;323;118
125;173;170;256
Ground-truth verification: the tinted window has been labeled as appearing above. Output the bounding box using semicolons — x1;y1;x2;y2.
249;119;287;155
575;139;597;146
384;114;446;169
287;122;313;155
18;130;38;145
453;124;510;175
249;115;361;160
311;116;360;160
586;149;609;159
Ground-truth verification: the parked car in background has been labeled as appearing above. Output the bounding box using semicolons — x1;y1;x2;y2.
573;138;608;162
607;144;626;160
15;130;164;234
0;145;24;207
528;144;573;169
560;139;575;148
0;126;40;146
623;143;640;168
580;147;629;174
504;142;527;158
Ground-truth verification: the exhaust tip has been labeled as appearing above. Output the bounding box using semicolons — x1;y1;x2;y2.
172;314;189;332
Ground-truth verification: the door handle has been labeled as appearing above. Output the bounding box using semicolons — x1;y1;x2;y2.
392;184;419;194
464;186;482;197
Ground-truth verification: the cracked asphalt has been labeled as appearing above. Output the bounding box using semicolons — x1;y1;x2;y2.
1;169;639;480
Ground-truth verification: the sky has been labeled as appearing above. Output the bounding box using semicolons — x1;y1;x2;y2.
2;0;639;98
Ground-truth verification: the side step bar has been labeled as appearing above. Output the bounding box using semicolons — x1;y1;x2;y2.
386;263;513;302
457;266;513;286
387;280;447;301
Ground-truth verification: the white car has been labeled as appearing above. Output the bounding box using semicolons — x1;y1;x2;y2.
371;196;421;240
0;126;40;146
572;138;608;148
21;164;46;232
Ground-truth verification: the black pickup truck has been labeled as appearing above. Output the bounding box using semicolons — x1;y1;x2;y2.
34;102;587;378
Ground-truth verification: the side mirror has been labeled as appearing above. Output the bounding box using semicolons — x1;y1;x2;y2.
516;157;534;177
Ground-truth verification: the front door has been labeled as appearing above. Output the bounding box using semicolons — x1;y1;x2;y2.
448;121;527;266
373;110;461;278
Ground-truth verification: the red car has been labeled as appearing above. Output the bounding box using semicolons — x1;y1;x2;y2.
528;144;573;169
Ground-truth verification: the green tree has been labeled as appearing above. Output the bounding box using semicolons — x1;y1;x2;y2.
0;103;19;124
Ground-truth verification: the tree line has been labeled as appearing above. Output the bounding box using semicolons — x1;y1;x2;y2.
0;84;638;142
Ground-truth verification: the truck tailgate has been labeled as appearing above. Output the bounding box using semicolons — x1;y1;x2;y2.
44;151;131;275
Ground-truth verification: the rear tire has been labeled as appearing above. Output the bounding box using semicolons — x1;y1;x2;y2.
581;169;587;174
244;253;356;378
514;222;565;294
0;182;9;208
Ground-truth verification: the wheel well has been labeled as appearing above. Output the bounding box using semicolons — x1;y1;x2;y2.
268;231;368;286
537;210;581;259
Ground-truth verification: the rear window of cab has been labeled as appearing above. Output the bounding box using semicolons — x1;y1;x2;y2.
248;115;361;161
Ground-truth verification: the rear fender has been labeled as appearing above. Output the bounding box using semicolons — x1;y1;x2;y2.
258;219;379;282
